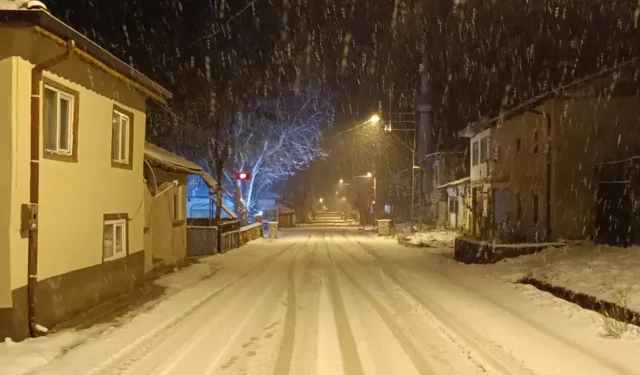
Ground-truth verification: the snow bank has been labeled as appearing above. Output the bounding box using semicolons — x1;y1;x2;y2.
474;243;640;313
403;229;460;248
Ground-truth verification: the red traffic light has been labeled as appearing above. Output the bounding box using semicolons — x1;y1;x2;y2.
236;171;251;181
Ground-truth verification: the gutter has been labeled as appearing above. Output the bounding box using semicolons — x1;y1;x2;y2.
27;39;75;337
527;109;552;240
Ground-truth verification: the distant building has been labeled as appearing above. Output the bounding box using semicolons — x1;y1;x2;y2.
422;150;469;227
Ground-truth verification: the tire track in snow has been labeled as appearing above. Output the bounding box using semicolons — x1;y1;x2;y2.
325;239;366;375
287;240;323;375
330;244;436;375
90;241;300;375
272;242;299;375
344;239;526;375
199;249;300;375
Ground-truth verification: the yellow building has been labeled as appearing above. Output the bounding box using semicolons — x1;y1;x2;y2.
0;5;171;340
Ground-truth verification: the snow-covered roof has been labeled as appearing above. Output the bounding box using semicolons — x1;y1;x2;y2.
144;143;236;218
437;176;470;189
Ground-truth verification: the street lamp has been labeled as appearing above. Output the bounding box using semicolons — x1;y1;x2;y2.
319;198;323;203
369;114;380;124
366;172;373;178
339;178;344;184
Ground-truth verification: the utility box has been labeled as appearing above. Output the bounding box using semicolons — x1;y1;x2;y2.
268;221;278;238
377;219;392;236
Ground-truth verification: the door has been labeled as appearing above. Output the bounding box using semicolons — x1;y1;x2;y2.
448;197;459;229
471;187;478;236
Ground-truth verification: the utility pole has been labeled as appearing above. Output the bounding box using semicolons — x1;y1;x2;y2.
386;93;418;231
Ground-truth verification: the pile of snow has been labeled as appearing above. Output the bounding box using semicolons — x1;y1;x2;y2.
476;243;640;313
402;230;460;248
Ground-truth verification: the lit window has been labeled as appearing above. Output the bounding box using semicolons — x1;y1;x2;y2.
103;216;127;261
43;85;74;156
112;109;131;165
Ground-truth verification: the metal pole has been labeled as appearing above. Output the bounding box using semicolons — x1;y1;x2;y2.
411;129;416;231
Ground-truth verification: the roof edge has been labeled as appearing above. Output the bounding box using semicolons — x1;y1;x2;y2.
0;9;171;102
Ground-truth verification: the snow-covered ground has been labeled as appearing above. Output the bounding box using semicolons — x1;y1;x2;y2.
400;229;460;248
466;243;640;314
2;230;639;375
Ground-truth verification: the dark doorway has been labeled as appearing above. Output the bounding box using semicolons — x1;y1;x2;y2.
595;183;631;246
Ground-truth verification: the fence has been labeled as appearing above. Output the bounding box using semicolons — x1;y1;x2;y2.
186;225;219;257
186;219;264;256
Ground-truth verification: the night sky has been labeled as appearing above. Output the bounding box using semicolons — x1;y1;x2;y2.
44;0;640;196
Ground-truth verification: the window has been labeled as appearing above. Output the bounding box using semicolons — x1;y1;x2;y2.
532;193;539;224
174;184;185;221
472;141;479;166
103;214;128;261
533;130;539;154
43;81;77;161
112;106;134;168
516;138;522;155
480;136;488;162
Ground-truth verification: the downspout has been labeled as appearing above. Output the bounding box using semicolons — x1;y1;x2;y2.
526;109;552;240
27;40;75;337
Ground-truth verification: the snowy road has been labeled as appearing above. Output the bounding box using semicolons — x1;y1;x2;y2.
30;229;640;375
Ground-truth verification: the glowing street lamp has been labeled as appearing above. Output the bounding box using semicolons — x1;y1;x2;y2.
369;114;380;124
339;178;344;184
319;198;323;203
366;172;373;178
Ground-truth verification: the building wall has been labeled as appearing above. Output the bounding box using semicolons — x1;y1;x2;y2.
0;52;15;307
145;167;188;269
469;128;493;182
491;106;550;240
551;95;640;239
0;28;150;338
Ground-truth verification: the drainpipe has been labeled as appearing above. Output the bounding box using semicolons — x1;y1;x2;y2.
27;40;75;337
526;109;552;241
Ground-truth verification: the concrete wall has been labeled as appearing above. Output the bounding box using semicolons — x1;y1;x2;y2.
145;167;188;269
552;94;640;239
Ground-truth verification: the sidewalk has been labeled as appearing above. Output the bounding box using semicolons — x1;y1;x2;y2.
0;239;275;375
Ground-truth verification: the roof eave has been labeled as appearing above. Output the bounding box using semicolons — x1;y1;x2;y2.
0;9;171;103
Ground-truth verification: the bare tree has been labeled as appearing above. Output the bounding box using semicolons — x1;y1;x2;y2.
225;88;334;215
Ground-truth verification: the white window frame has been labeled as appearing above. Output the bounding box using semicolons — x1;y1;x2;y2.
103;219;127;261
112;110;131;164
44;84;74;155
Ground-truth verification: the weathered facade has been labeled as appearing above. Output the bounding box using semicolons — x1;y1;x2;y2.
0;8;170;339
422;151;468;227
460;61;640;242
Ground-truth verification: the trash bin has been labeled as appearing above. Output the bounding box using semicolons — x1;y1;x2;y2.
268;221;279;238
377;219;391;236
